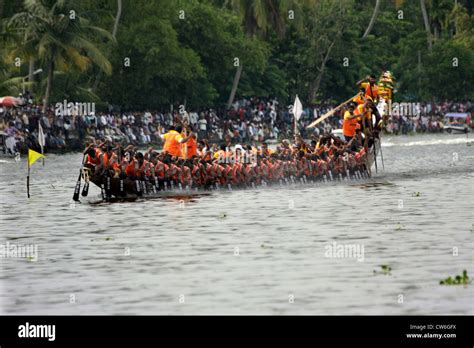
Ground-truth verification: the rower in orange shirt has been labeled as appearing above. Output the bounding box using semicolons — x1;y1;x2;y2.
342;103;360;142
184;126;198;158
354;101;372;132
357;75;379;102
357;74;381;127
161;125;194;158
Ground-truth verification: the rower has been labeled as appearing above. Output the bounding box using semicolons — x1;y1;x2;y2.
357;74;381;127
213;144;227;162
84;144;102;170
183;125;198;158
260;142;274;157
357;74;379;102
352;88;366;106
342;103;359;142
354;101;371;133
161;125;188;158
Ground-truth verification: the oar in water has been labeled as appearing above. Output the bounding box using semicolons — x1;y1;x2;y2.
377;133;385;170
362;126;371;178
73;155;87;201
81;167;90;197
369;118;379;174
151;166;158;194
81;179;89;197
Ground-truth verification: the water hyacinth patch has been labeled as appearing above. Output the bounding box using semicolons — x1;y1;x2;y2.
374;265;392;275
439;270;470;285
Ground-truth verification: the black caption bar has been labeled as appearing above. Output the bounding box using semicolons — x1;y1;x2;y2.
0;315;472;346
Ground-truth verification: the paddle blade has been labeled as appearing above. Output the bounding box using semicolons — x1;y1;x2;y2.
72;171;82;201
81;182;89;197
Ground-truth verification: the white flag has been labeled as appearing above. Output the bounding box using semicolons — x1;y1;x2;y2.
293;95;303;121
38;122;45;148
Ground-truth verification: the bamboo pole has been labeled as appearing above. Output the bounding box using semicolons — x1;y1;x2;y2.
306;94;358;129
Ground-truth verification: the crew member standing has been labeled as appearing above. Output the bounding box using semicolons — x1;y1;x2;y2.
161;125;192;158
357;74;381;127
342;103;359;142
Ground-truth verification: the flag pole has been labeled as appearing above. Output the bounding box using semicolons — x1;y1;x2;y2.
294;94;301;137
294;114;297;136
38;122;46;166
27;160;30;198
27;148;46;198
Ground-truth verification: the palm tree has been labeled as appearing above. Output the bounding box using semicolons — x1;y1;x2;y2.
225;0;287;109
396;0;434;52
362;0;381;39
0;51;26;96
420;0;433;52
92;0;122;92
9;0;113;112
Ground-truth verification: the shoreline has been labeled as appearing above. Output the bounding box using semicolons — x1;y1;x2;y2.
2;130;472;156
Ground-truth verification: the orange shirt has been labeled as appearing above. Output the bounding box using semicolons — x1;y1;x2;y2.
342;111;358;137
354;104;371;121
163;130;183;157
125;159;136;176
360;82;378;101
352;94;365;105
87;148;102;166
185;137;198;158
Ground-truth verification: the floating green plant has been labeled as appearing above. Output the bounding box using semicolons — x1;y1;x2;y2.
374;264;392;275
105;237;113;241
440;270;470;285
260;244;273;249
412;192;421;197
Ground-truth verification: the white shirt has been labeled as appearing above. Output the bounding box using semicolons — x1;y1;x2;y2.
198;118;207;130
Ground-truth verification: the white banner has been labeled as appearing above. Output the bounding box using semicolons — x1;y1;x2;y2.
293;95;303;121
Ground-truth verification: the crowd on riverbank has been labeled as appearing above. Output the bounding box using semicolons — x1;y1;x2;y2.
0;96;472;155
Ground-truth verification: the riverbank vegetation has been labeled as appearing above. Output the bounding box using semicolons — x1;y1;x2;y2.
1;0;473;110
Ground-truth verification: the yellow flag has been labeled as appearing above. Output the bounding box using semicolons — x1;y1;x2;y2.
28;149;45;168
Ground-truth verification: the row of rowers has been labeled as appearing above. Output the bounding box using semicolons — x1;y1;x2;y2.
83;134;369;187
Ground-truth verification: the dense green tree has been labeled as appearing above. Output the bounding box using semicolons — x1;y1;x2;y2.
1;0;472;109
8;0;113;111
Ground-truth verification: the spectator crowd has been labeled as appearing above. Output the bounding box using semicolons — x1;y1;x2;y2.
0;94;472;155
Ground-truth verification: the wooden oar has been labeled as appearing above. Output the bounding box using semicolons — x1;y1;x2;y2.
306;94;358;129
73;155;87;201
81;168;89;197
368;119;378;174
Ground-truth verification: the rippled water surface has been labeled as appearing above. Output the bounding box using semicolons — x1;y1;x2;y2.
1;133;473;314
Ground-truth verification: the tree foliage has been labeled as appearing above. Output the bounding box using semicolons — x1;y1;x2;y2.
1;0;472;110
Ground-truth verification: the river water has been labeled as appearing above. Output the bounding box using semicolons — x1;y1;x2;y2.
0;133;473;315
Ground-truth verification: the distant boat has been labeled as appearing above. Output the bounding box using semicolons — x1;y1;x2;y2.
443;113;471;134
